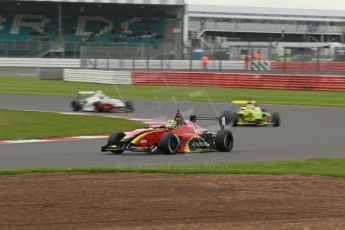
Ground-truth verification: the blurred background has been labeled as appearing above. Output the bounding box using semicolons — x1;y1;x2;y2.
1;0;345;74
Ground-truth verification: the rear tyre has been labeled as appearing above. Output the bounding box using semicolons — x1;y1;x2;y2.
159;133;180;155
272;112;280;127
221;110;233;125
108;132;125;154
125;101;135;112
215;129;234;152
71;100;81;111
94;101;104;113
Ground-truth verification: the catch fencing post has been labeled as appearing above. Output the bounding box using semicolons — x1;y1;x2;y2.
283;48;287;73
132;59;136;70
316;47;320;73
146;45;149;70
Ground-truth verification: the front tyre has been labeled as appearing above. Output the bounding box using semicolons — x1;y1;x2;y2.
272;112;280;127
71;100;82;111
125;101;135;112
254;119;261;126
108;132;125;154
215;129;234;152
94;101;104;113
159;133;180;154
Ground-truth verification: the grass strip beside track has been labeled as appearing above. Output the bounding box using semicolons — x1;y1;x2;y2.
0;109;142;140
1;77;345;107
0;158;344;178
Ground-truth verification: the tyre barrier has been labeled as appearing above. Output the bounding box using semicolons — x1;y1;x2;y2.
132;72;345;91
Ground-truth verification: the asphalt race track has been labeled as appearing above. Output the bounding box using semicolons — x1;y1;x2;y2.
0;94;344;169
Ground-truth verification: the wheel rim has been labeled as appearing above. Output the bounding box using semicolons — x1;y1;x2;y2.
169;137;178;152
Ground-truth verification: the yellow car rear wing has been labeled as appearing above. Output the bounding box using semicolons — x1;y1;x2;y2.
232;100;257;105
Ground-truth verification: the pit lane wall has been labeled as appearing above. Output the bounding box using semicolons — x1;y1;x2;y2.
132;72;345;91
63;69;345;91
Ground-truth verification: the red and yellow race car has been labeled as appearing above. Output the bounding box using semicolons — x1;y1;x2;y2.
101;111;234;154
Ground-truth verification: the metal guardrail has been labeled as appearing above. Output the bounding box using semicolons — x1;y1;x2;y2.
64;69;132;84
0;58;80;68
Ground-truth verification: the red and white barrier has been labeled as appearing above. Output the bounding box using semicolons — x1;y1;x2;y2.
132;72;345;91
63;69;345;91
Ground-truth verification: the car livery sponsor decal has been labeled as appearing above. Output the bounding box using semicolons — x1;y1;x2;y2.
130;131;158;144
184;136;207;152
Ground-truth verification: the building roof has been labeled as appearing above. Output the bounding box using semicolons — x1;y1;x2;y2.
188;4;345;19
16;0;184;5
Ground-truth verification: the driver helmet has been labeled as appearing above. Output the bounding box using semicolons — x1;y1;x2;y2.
246;103;255;109
165;120;177;130
95;90;104;98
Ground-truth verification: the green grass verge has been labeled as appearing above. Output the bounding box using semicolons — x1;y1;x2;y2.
0;158;344;178
0;109;141;140
1;77;345;107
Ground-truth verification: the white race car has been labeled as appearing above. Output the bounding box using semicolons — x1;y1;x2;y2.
71;90;134;113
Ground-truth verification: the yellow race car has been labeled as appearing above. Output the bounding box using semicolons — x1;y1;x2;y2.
231;100;280;127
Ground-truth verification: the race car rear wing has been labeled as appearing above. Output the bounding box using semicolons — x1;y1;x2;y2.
77;91;96;95
232;100;256;105
189;115;228;130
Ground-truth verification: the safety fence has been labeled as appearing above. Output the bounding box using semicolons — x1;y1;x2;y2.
0;57;245;70
62;69;345;91
270;61;345;72
81;59;245;70
2;57;345;74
